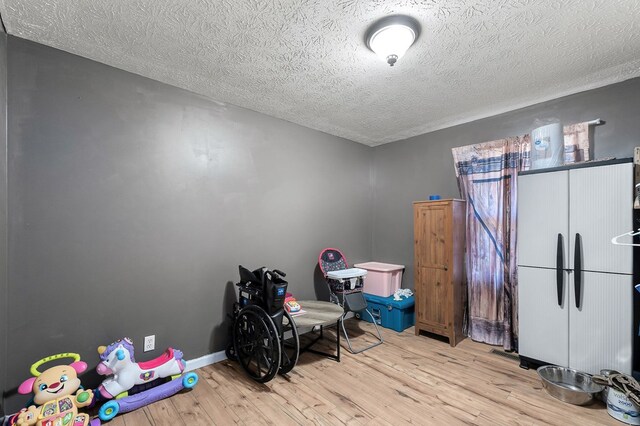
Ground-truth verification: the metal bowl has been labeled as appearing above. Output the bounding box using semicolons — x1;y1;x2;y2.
537;365;605;405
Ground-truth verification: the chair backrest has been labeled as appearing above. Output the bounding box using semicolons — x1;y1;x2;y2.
318;248;349;276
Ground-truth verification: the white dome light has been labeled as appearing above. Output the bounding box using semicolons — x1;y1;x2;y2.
366;16;420;67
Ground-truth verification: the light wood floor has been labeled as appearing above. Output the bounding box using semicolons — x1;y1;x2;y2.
107;320;615;425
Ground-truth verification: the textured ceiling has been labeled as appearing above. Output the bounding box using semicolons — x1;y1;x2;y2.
1;0;640;146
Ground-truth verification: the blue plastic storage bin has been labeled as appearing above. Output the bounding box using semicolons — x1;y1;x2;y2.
356;293;415;332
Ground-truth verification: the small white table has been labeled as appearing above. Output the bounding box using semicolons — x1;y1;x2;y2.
291;300;343;362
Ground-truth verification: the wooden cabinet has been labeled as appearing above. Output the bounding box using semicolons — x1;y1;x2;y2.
413;199;466;347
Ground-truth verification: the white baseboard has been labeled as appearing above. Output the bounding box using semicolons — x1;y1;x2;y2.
185;350;227;372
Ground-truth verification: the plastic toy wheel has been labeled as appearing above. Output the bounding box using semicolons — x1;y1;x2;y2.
279;309;299;375
99;400;120;421
182;372;198;389
233;305;281;383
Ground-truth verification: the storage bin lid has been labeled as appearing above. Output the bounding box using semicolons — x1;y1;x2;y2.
364;292;414;309
326;267;367;280
354;262;405;272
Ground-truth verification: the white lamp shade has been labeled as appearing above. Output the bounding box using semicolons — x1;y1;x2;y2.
368;24;416;63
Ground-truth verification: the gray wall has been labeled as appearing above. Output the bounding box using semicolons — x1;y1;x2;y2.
4;36;372;411
0;33;7;417
372;78;640;288
4;32;640;414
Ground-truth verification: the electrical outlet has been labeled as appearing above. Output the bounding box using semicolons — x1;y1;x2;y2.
144;335;155;352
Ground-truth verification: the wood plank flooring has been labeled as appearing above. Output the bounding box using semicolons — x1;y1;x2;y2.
107;320;615;425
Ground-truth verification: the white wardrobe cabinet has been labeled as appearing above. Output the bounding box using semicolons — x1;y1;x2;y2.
517;160;633;374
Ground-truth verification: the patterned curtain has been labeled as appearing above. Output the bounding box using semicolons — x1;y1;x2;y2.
452;122;591;350
452;137;529;350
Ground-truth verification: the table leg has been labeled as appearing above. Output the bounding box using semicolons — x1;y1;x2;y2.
336;319;341;362
300;323;340;362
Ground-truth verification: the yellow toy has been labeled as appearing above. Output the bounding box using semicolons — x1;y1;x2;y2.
16;353;98;426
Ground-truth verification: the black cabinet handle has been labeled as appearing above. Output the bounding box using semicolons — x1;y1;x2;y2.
574;233;582;309
556;233;564;306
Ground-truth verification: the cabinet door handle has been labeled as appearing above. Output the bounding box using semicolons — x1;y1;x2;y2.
574;233;582;309
556;233;564;306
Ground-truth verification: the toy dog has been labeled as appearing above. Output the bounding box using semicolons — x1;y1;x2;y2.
16;353;97;426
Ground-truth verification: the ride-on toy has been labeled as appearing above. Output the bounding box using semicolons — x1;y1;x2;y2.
227;266;300;383
14;353;98;426
95;338;197;422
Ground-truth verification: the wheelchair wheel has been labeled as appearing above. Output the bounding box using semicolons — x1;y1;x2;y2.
233;305;281;383
225;343;237;361
279;309;299;375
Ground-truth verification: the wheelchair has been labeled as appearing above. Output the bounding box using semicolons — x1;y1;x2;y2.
226;265;300;383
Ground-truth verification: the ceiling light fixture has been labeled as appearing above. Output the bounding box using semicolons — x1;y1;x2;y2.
365;15;420;67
